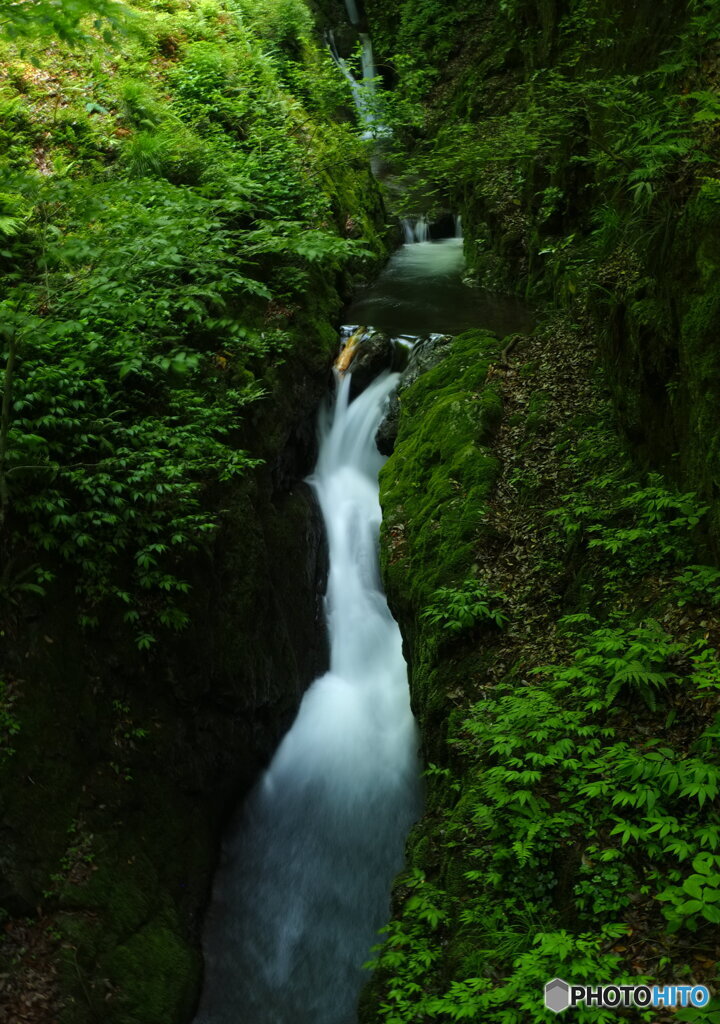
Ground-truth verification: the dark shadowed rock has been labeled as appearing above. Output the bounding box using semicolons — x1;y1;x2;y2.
376;334;454;455
429;211;456;239
347;328;394;398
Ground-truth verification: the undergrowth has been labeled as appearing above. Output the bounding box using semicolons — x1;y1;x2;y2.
0;0;384;646
371;327;720;1023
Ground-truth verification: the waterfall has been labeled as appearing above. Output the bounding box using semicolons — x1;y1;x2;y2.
326;30;378;137
194;371;421;1024
400;216;430;243
359;32;376;85
343;0;361;26
327;1;384;138
401;216;464;244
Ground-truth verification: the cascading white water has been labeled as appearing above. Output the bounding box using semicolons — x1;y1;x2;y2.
359;32;376;86
194;370;421;1024
414;216;429;243
343;0;361;27
400;216;430;243
326;31;377;136
326;1;383;139
401;216;466;245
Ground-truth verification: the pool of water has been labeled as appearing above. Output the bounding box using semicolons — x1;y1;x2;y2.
345;238;533;337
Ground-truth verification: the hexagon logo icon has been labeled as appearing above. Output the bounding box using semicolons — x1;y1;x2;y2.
545;978;571;1014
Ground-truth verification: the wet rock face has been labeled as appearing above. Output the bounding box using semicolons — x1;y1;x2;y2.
346;328;395;398
375;404;399;456
376;334;454;455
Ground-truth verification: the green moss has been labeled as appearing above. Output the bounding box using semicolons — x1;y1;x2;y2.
108;913;199;1024
68;855;156;938
380;329;502;613
378;330;503;728
671;183;720;540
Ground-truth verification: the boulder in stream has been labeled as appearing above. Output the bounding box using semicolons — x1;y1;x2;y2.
376;333;454;455
335;327;395;398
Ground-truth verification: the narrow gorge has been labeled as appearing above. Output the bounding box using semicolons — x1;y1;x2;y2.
1;1;720;1023
195;368;421;1024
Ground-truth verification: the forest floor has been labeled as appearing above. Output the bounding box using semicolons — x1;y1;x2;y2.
0;915;61;1024
483;313;720;1001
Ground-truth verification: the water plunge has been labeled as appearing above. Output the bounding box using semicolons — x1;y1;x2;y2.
400;216;430;243
194;372;421;1024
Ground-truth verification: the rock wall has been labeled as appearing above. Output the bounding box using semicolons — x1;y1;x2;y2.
0;0;394;1017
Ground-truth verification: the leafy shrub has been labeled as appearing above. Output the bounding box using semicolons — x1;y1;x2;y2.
119;78;164;128
239;0;314;51
0;0;383;645
122;124;206;184
674;564;720;607
545;619;683;711
0;680;20;766
658;853;720;930
422;580;509;634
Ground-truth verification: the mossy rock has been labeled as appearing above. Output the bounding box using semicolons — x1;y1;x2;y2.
380;329;503;621
106;913;200;1024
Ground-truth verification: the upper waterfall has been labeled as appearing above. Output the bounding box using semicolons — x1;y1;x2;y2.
343;0;361;26
327;1;383;138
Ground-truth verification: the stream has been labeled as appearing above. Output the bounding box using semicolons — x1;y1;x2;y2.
346;236;533;336
194;234;531;1024
194;369;421;1024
